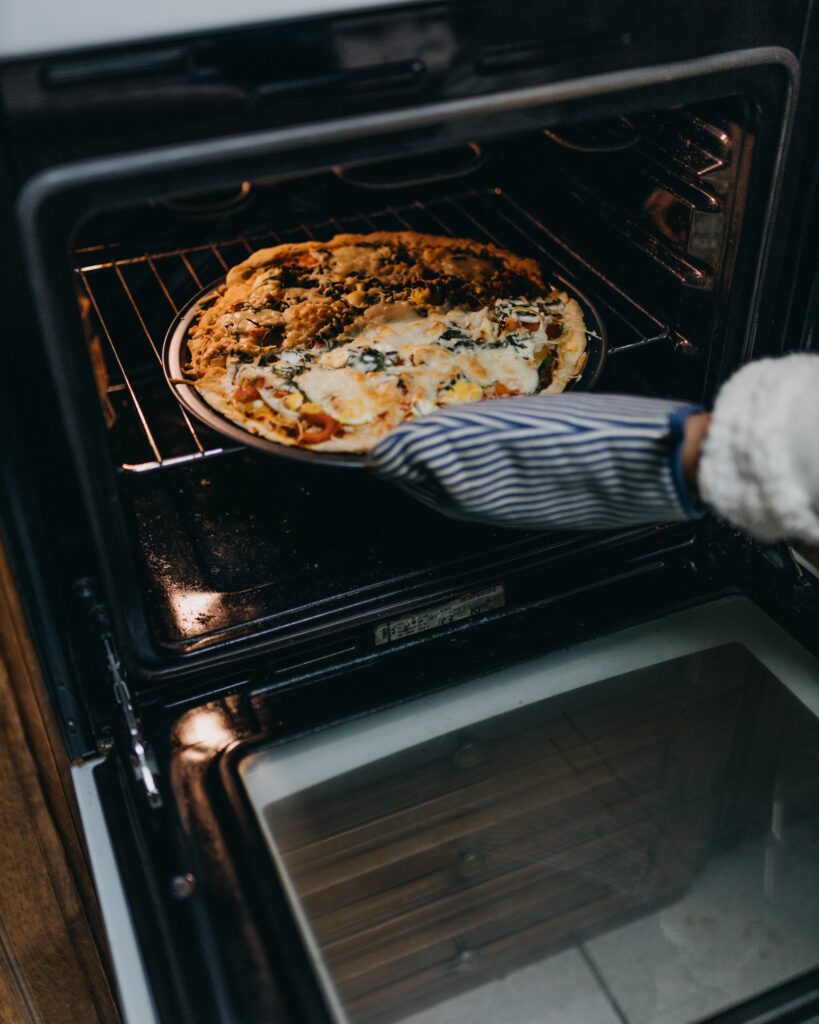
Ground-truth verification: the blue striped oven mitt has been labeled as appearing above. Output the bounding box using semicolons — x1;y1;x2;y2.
369;394;702;530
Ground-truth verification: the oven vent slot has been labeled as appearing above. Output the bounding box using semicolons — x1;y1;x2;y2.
74;188;673;475
43;47;190;88
475;31;630;73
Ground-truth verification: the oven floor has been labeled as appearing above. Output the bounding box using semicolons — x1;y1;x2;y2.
240;598;819;1024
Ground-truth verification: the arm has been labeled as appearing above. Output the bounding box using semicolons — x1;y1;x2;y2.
370;393;703;530
370;354;819;542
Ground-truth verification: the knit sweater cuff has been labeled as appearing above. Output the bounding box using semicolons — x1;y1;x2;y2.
698;354;819;544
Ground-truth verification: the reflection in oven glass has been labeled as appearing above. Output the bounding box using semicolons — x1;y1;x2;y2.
242;636;819;1024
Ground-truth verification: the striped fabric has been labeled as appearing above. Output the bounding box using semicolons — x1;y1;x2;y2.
369;394;703;531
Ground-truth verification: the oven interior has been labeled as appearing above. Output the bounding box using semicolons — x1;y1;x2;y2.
69;97;759;681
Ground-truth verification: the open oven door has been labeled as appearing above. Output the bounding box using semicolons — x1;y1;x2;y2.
77;533;819;1024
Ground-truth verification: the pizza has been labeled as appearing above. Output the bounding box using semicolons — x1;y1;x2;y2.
184;232;588;453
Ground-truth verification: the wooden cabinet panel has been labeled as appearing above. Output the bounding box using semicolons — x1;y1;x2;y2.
0;545;120;1024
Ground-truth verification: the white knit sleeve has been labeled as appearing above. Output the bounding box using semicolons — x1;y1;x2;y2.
698;353;819;544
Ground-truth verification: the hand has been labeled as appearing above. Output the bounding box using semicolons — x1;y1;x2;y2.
681;411;712;494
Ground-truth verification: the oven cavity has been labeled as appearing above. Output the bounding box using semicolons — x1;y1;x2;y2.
68;99;756;660
73;100;752;477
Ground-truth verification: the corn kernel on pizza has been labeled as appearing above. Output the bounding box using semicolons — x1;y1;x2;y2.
185;232;588;453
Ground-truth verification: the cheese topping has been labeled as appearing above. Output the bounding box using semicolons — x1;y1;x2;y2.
224;298;561;434
187;232;588;453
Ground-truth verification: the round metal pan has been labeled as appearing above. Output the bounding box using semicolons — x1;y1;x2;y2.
163;273;608;469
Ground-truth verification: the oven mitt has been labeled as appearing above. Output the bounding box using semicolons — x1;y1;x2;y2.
698;353;819;545
369;393;702;531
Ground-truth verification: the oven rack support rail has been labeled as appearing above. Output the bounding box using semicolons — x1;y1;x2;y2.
74;188;672;474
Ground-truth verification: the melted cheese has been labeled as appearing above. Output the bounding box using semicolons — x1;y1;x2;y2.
226;297;574;443
299;367;401;425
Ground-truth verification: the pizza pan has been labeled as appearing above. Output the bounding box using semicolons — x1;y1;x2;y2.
162;275;608;469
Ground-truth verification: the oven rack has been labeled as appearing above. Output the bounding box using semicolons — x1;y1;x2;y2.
74;188;673;474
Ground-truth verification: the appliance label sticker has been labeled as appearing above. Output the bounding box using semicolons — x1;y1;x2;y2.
374;585;506;646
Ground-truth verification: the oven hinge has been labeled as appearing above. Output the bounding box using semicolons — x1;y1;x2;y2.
75;578;162;808
100;629;163;809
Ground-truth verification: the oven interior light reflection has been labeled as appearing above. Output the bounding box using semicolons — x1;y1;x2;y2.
169;589;222;633
176;708;234;754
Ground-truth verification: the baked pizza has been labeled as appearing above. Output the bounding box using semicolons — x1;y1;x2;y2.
185;232;588;453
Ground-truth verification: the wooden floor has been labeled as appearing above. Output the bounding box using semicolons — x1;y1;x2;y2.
0;544;120;1024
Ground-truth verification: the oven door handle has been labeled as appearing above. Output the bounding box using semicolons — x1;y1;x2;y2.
249;59;426;105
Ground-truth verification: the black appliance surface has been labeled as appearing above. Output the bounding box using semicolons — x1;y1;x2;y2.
9;24;811;711
1;3;819;1024
0;0;815;747
137;596;819;1024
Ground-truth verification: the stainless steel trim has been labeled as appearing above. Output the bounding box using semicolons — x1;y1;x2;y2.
72;759;161;1024
0;0;424;64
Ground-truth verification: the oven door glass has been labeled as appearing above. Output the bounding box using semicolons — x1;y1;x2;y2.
240;598;819;1024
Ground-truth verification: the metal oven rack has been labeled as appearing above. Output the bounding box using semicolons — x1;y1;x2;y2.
74;188;672;474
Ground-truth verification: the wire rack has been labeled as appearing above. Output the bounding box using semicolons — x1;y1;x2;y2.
74;187;672;473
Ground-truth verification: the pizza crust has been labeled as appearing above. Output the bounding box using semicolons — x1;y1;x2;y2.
184;232;589;454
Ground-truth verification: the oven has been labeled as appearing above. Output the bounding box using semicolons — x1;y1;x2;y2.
2;2;819;1022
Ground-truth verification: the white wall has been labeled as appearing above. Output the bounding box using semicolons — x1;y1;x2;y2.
0;0;421;62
